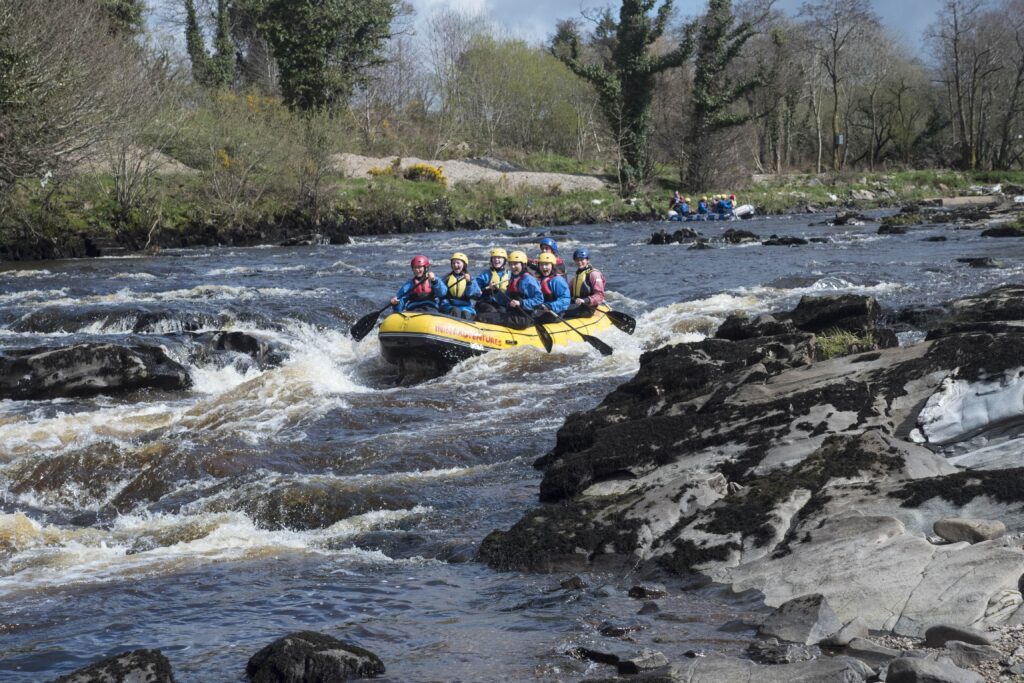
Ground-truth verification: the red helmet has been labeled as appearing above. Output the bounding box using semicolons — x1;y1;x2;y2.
729;194;736;200
410;255;430;268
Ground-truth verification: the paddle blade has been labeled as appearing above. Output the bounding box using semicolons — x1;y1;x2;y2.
582;334;614;356
350;305;388;341
606;310;636;335
536;323;554;352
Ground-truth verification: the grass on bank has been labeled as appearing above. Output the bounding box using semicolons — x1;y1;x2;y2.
3;153;1023;251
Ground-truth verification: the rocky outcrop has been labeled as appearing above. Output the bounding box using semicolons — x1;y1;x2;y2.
50;649;175;683
0;343;191;400
480;287;1024;641
246;631;384;682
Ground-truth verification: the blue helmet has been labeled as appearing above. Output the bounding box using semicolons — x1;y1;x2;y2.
573;248;590;260
539;237;558;254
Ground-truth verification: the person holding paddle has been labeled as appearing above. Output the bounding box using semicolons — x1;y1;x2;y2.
440;251;480;319
501;250;544;329
564;247;606;319
391;255;447;312
474;247;511;322
534;252;570;324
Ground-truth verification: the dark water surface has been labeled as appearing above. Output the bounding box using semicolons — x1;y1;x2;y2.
2;214;1023;681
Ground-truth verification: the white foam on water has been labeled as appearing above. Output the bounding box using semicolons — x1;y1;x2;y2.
112;272;157;281
0;288;69;305
7;285;332;309
0;403;186;461
0;269;54;279
188;362;266;395
0;505;431;597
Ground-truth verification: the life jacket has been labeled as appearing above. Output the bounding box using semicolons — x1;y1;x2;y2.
445;271;471;300
571;266;594;300
507;272;527;300
485;268;510;292
697;201;708;214
539;274;558;302
408;275;434;301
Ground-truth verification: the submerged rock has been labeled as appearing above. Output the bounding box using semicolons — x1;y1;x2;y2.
0;343;191;400
51;649;175;683
246;631;384;682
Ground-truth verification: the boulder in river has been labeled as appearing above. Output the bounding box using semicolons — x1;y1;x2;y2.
246;631;384;682
50;649;175;683
0;343;191;400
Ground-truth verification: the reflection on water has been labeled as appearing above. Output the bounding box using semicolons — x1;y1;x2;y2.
2;214;1024;680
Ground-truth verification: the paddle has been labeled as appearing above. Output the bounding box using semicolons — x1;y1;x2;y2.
546;308;613;357
350;302;394;341
605;310;636;335
494;289;554;352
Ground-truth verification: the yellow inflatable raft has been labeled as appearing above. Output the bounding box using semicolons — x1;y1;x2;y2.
378;306;615;366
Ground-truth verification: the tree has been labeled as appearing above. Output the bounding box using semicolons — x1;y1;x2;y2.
98;0;146;36
0;1;143;198
258;0;396;113
552;0;690;195
184;0;235;89
682;0;763;190
929;0;1004;170
801;0;880;171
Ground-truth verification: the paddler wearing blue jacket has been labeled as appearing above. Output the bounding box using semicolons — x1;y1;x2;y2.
474;247;511;320
501;250;544;329
533;252;570;323
439;251;481;319
391;255;447;312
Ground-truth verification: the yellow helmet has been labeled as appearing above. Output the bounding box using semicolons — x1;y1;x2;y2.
451;251;469;266
701;196;708;201
490;247;508;259
508;250;528;264
537;252;557;265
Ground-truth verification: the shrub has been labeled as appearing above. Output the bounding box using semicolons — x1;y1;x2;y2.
403;162;446;187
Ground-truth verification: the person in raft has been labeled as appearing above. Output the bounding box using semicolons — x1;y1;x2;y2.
473;247;511;321
533;252;571;324
439;251;481;319
528;237;566;276
564;247;606;319
391;255;447;312
501;250;544;328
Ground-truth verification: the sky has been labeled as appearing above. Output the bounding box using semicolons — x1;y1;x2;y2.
406;0;940;54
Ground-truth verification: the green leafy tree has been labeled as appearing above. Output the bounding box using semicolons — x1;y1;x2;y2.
184;0;234;89
683;0;762;190
552;0;690;195
98;0;145;36
258;0;395;113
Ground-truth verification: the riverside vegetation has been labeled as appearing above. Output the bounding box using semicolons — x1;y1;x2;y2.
4;0;1024;260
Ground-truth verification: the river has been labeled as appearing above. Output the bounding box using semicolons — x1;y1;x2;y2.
1;214;1022;681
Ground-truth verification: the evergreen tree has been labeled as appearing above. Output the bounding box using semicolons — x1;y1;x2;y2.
258;0;395;113
184;0;234;89
98;0;145;36
553;0;690;195
683;0;761;190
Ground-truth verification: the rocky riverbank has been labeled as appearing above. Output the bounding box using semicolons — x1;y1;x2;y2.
480;284;1024;681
